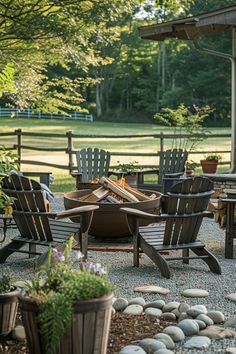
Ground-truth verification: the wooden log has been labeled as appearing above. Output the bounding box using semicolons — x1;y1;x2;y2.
99;176;139;202
79;186;109;202
117;181;151;201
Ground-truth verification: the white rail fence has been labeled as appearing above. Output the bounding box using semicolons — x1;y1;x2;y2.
0;107;93;122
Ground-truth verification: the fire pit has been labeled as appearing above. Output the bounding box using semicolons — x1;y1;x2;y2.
64;188;161;238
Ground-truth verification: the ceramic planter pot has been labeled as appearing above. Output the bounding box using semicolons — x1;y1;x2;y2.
201;159;218;173
19;292;114;354
0;287;20;335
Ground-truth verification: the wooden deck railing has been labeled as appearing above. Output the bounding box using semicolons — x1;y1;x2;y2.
0;128;231;173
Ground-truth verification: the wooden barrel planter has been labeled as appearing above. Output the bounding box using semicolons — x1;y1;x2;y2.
64;189;161;237
19;292;113;354
0;288;20;335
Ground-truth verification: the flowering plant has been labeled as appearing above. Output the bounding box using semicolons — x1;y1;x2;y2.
24;237;115;354
0;146;18;216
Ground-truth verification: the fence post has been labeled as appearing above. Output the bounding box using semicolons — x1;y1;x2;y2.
66;130;74;174
15;128;22;170
160;132;164;154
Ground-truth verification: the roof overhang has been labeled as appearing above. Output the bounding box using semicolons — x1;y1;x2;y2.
139;5;236;41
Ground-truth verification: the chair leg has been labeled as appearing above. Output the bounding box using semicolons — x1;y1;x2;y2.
182;249;189;264
191;247;221;274
80;231;88;260
133;232;140;267
140;238;171;278
0;241;26;263
29;244;36;258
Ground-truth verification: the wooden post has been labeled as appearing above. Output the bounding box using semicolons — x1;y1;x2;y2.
67;130;74;174
15;128;22;170
160;132;164;154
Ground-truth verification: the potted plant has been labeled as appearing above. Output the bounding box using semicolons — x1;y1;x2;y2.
0;147;17;230
200;154;222;173
0;270;20;336
113;160;140;186
19;237;115;354
185;160;198;176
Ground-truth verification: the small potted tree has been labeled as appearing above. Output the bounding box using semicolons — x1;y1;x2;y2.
185;160;198;176
200;154;222;173
19;237;115;354
113;160;140;186
0;270;20;336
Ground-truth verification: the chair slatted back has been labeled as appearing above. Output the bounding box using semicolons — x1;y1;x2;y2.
163;176;213;246
158;149;188;184
3;175;53;241
76;148;111;183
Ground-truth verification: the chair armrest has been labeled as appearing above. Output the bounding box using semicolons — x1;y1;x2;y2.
121;207;162;220
164;172;183;178
71;172;82;177
55;205;99;220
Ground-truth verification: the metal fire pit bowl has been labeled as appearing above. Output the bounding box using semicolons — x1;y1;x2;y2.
64;189;162;238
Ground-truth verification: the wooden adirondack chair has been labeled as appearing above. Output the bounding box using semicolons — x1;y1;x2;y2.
138;148;188;191
121;176;221;278
0;175;98;263
71;148;111;189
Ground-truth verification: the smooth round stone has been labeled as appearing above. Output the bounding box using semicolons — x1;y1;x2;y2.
111;307;116;315
12;325;26;341
196;314;214;326
163;302;180;313
183;336;211;349
195;319;207;330
182;289;209;298
145;307;162;317
153;333;175;350
187;305;207;317
128;297;146;307
139;338;166;352
226;347;236;354
225;317;236;328
134;285;170;295
199;326;236;339
154;349;174;354
113;298;129;311
207;310;225;324
226;293;236;303
178;303;190;313
119;345;146;354
178;319;199;336
163;326;185;342
178;312;191;322
124;304;143;315
144;300;165;310
171;308;180;318
161;312;176;321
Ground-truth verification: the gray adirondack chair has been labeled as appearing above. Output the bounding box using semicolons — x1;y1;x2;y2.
0;174;98;263
138;148;188;191
121;176;221;278
72;148;111;189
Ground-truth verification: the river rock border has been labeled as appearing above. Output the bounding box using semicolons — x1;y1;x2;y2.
113;296;236;354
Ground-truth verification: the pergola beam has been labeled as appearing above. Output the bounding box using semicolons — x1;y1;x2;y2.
139;5;236;171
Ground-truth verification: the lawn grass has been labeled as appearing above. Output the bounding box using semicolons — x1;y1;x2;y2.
0;117;231;192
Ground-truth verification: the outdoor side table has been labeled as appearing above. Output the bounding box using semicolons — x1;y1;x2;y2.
220;198;236;259
22;172;52;188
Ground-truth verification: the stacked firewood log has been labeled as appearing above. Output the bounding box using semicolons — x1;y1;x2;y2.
79;176;158;203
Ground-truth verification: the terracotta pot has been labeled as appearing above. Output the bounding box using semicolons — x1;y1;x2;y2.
64;189;161;237
0;287;20;335
200;160;218;173
19;292;114;354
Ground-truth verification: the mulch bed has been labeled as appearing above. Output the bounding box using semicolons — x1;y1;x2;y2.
0;312;174;354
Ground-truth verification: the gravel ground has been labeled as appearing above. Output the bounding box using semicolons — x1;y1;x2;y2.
1;194;236;353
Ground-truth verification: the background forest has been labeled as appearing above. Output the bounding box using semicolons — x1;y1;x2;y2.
0;0;235;126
